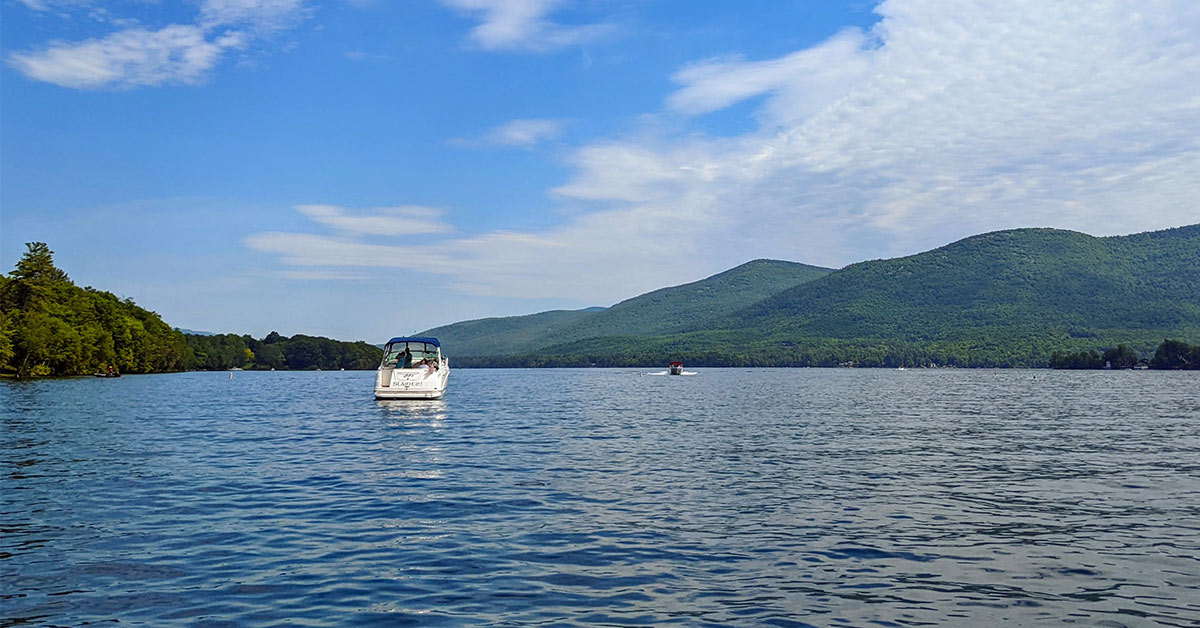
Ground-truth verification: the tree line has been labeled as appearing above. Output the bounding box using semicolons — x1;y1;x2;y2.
455;337;1200;369
0;243;381;377
184;331;382;371
1050;340;1200;370
2;242;1194;376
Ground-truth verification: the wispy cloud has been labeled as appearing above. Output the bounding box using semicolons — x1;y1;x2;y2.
439;0;611;51
7;0;309;88
9;26;246;89
198;0;309;32
453;118;568;148
11;0;83;11
296;204;455;236
280;270;368;281
251;0;1200;303
667;28;871;124
486;118;567;147
245;201;710;300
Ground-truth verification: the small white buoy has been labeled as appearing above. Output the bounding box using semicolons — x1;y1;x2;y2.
229;372;233;379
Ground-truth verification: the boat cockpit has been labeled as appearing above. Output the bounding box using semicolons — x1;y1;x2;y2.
382;339;442;370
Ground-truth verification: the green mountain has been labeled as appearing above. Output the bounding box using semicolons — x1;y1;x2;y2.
417;308;603;357
422;259;833;356
725;225;1200;344
449;225;1200;368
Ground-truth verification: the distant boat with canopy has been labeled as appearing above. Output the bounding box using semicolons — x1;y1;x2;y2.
375;337;449;399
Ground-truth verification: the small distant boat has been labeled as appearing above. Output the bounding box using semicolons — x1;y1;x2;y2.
375;337;449;399
669;361;684;376
94;368;120;378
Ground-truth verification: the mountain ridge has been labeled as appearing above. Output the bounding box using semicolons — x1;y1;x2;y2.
432;224;1200;367
422;259;833;356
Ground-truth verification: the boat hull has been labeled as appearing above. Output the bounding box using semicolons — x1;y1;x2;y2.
374;365;449;400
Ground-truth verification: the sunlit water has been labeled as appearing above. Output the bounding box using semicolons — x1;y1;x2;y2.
3;369;1199;627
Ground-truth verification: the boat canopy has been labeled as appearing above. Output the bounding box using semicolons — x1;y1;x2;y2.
386;336;440;347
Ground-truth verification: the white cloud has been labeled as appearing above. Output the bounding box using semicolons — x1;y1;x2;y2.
244;232;456;271
439;0;609;51
483;118;567;147
668;29;871;122
9;0;94;11
551;138;728;203
198;0;308;31
742;0;1200;252
246;202;714;301
280;270;367;281
8;25;247;89
644;0;1200;262
296;205;455;236
251;0;1200;304
451;118;568;149
8;0;308;88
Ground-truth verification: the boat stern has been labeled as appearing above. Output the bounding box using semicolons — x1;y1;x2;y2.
375;337;449;399
374;365;449;399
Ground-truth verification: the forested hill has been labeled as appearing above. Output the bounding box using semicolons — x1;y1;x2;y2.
416;308;602;357
0;243;382;377
453;224;1200;368
721;225;1200;344
422;259;833;356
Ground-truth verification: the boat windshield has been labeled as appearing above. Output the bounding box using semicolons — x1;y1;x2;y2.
382;341;440;367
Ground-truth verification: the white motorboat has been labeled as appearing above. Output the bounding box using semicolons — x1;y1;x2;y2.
668;361;684;375
374;337;449;399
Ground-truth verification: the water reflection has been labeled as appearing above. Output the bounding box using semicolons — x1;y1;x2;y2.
375;398;448;426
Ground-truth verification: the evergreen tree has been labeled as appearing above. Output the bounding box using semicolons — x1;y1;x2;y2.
1;242;191;377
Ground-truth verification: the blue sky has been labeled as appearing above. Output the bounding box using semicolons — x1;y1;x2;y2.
3;0;1199;342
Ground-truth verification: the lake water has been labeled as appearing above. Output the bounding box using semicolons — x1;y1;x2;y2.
3;368;1199;627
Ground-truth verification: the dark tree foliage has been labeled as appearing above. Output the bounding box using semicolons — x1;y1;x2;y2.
1102;344;1140;369
0;243;383;377
1152;339;1200;370
1050;350;1104;369
0;243;190;377
182;332;382;371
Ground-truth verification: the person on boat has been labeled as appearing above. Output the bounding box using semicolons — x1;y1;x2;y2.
107;365;116;377
396;348;413;368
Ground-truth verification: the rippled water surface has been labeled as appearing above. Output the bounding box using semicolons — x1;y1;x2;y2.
4;368;1200;627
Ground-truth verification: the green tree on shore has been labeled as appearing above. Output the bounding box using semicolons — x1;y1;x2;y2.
0;242;190;377
181;332;383;371
1152;339;1199;369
